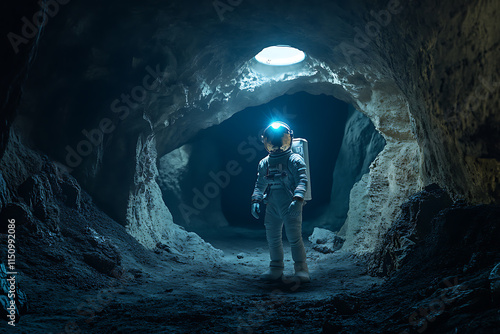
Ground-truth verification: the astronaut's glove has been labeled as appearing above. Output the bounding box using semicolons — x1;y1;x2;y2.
288;198;303;217
251;202;261;219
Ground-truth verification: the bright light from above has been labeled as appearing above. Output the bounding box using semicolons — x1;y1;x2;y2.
271;122;281;129
255;45;306;66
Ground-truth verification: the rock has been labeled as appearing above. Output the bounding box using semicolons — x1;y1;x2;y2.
33;201;59;222
60;175;81;209
18;174;52;211
0;202;34;233
126;135;180;249
489;263;500;304
0;171;10;212
368;184;453;276
80;227;123;277
83;227;122;265
453;288;492;313
373;203;500;279
127;136;223;263
237;253;244;259
0;201;60;237
83;252;120;277
308;228;345;254
13;169;63;235
326;106;385;231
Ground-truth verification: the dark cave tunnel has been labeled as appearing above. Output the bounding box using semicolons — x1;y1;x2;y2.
1;0;500;333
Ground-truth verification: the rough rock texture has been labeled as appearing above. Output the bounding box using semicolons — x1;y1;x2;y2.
369;184;500;278
125;133;222;260
490;263;500;303
319;203;500;333
0;129;220;285
125;134;176;249
0;129;158;301
308;227;345;254
368;184;454;276
340;138;423;255
3;0;500;255
390;0;500;205
322;106;385;231
405;204;500;273
0;172;10;212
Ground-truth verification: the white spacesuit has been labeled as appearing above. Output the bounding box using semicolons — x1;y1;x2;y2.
251;122;310;283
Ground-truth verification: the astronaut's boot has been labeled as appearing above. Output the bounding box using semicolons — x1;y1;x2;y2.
260;261;284;281
293;261;310;283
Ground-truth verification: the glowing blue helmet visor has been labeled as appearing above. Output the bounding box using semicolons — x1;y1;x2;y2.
262;122;293;154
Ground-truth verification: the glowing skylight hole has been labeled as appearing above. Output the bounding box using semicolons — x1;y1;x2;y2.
255;46;306;66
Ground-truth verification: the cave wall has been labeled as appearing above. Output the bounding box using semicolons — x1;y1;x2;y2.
323;106;386;232
4;0;499;254
124;132;223;258
377;0;500;204
0;0;41;159
338;81;423;254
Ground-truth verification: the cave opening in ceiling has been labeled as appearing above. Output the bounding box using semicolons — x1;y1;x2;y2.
254;45;306;66
158;91;385;242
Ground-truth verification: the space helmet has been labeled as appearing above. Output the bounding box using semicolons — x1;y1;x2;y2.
261;121;293;154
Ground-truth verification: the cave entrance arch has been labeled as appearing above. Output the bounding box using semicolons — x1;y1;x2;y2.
128;54;423;256
157;91;385;241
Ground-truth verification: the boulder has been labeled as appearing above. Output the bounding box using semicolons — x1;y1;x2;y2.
308;228;345;254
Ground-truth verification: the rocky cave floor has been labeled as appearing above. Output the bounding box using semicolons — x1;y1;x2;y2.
1;186;500;334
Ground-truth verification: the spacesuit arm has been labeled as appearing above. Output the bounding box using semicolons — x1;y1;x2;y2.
251;158;268;202
290;154;308;200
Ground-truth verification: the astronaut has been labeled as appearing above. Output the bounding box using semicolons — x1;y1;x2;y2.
251;121;310;283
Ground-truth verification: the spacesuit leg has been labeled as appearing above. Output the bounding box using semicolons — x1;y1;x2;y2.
284;211;307;263
261;191;284;281
283;198;310;283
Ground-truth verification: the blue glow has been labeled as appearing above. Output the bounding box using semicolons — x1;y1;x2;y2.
271;122;281;129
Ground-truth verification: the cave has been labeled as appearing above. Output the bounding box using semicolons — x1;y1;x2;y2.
1;0;499;333
158;92;384;238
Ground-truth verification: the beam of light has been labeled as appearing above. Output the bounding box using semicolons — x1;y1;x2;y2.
255;46;306;66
